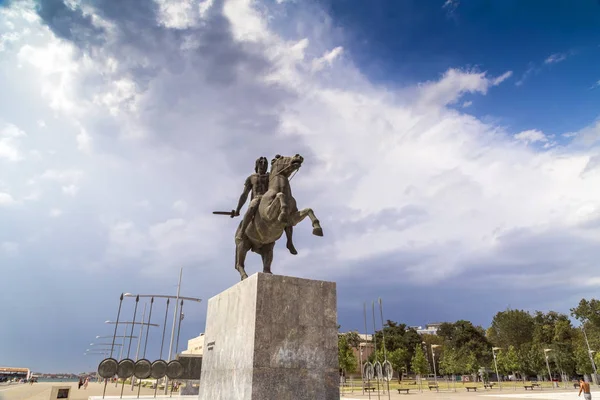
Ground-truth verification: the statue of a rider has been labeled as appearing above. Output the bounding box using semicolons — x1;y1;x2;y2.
234;156;298;255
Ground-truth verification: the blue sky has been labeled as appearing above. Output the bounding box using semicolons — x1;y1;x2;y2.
1;0;600;373
320;0;600;136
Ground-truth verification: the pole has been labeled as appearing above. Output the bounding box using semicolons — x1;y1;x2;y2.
372;301;381;399
116;323;127;387
121;295;139;397
143;298;154;358
363;303;371;400
378;298;391;400
432;346;438;386
545;353;553;387
104;293;124;399
583;326;598;385
175;300;184;356
155;299;170;398
492;349;502;390
492;349;501;390
131;303;146;390
165;267;183;394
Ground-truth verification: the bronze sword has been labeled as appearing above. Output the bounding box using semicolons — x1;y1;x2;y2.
212;210;236;218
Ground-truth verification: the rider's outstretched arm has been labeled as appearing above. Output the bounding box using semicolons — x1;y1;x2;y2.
235;177;252;216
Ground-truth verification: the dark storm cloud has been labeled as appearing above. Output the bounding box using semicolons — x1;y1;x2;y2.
34;0;300;167
34;0;106;48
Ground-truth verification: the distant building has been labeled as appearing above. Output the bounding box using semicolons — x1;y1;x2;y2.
340;332;375;375
181;333;205;356
0;367;30;381
410;323;443;335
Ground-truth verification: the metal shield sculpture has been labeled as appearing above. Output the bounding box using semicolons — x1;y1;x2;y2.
150;359;168;379
98;358;118;379
117;359;135;379
166;360;184;379
133;359;152;379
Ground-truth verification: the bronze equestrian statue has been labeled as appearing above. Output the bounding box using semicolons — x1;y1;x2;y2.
228;154;323;280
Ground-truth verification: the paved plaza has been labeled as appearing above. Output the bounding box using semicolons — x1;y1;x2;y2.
340;388;590;400
0;382;169;400
0;382;591;400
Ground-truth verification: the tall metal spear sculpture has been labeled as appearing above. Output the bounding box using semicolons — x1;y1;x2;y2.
120;295;140;398
103;293;124;399
363;303;372;400
379;298;392;400
372;301;381;400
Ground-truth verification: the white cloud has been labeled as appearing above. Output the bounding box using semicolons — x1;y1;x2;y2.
0;123;26;161
1;0;600;294
514;129;548;144
173;200;188;214
49;208;63;217
417;68;512;108
41;169;84;184
311;46;343;72
0;192;15;206
544;53;568;64
61;184;79;196
462;101;472;108
1;241;19;256
76;127;92;153
442;0;460;17
492;70;513;85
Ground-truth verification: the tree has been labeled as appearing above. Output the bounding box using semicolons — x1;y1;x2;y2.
371;320;422;367
437;320;492;367
488;309;534;349
571;299;600;328
519;343;546;377
345;331;362;350
496;345;520;380
411;344;429;390
338;334;358;377
463;351;480;382
531;311;577;377
388;348;409;383
439;346;461;389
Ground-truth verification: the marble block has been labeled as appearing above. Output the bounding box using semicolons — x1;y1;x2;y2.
197;272;339;400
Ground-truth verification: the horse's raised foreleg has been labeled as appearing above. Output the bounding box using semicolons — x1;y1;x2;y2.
276;192;290;224
290;208;323;236
260;242;275;274
235;238;251;281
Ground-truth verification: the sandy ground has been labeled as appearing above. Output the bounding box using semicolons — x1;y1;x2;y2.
0;381;174;400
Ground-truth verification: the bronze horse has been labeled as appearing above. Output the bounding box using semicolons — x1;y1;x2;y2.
234;154;323;280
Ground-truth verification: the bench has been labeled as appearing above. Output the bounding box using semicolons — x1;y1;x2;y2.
428;384;439;391
364;386;376;392
484;383;495;389
524;385;533;390
465;386;477;392
397;388;410;394
532;383;541;387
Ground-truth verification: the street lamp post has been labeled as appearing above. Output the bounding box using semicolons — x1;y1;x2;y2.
582;326;598;385
492;347;502;390
544;349;554;388
431;345;440;386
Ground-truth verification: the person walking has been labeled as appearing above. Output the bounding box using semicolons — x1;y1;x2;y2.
579;378;592;400
78;377;83;389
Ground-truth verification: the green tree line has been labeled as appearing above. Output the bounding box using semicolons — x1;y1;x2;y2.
338;297;600;382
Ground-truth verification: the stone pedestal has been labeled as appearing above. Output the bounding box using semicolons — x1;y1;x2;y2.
198;273;339;400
